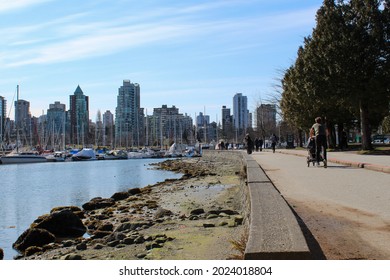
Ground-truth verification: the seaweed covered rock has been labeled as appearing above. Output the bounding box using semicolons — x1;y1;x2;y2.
13;228;56;253
111;192;129;201
35;209;86;238
82;197;115;210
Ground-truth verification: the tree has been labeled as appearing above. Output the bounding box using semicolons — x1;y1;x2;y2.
281;0;390;150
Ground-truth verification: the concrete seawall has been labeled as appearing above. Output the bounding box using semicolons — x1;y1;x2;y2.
242;153;311;259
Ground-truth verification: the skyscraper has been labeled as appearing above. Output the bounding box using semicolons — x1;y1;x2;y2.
15;98;31;144
47;101;66;149
115;80;141;147
149;105;193;147
103;110;114;147
221;105;232;136
69;85;89;145
0;96;6;143
233;93;249;134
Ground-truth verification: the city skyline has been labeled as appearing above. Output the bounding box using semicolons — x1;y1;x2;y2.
1;0;323;123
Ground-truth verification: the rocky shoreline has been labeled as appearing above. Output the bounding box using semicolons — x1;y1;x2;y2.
9;151;247;260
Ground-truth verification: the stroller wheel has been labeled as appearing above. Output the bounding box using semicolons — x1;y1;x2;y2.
324;159;327;168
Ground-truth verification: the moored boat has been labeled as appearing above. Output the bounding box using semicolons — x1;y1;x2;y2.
97;150;128;160
71;148;96;161
45;151;66;162
1;151;47;164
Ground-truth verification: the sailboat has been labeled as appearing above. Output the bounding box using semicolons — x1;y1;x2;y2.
0;85;47;164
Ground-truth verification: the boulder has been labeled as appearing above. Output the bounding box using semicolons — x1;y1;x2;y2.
13;228;56;253
111;192;129;201
82;197;115;210
96;222;114;232
25;246;43;257
153;207;173;219
35;209;86;238
0;248;3;260
128;188;141;195
64;254;83;260
190;208;205;215
106;232;127;242
207;209;239;216
115;221;152;232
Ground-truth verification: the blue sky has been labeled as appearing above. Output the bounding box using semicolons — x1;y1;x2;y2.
1;0;323;123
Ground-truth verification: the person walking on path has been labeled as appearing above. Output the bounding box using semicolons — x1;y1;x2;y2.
244;134;254;154
270;134;277;153
310;117;327;166
255;138;260;152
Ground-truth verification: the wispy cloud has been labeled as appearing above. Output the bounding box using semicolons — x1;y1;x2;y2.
0;0;52;13
2;1;318;68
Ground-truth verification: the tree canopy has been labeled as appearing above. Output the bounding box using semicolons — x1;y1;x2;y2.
280;0;390;149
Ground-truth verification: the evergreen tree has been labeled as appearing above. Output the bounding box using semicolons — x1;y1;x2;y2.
281;0;390;150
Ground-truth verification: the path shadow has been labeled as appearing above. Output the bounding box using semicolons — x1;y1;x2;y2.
287;203;327;260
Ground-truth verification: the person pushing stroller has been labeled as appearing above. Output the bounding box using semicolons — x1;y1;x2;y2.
309;117;327;168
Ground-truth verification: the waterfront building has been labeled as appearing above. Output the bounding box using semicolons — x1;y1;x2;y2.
221;105;233;139
196;112;211;143
149;105;193;147
233;93;249;137
115;80;142;148
103;110;114;148
94;110;104;147
46;101;66;150
196;112;210;128
15;98;32;145
0;96;6;144
69;85;89;146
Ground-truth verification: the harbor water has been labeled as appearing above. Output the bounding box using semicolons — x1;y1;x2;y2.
0;158;182;260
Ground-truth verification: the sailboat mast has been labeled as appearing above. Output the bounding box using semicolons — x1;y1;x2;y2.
16;85;19;153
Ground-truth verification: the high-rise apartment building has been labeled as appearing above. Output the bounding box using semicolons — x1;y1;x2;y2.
47;101;66;149
196;112;210;127
221;105;232;136
15;98;31;144
149;105;193;147
69;85;89;145
233;93;249;133
115;80;141;147
103;110;114;147
0;96;6;143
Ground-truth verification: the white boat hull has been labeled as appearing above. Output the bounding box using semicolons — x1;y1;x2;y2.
1;154;47;164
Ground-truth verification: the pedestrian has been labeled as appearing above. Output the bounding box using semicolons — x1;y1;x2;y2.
270;134;277;153
244;134;254;154
255;138;260;152
340;129;348;150
259;138;263;151
310;117;327;166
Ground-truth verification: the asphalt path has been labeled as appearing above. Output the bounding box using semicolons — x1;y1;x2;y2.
251;150;390;259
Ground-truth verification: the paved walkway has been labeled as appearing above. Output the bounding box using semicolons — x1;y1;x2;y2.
271;148;390;173
250;149;390;259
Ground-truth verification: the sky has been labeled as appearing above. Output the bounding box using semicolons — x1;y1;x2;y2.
0;0;324;123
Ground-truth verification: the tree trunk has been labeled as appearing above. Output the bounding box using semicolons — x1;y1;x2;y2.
360;100;372;150
337;122;344;149
325;120;336;149
298;129;303;147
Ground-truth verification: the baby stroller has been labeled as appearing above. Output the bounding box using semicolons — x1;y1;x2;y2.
306;137;327;168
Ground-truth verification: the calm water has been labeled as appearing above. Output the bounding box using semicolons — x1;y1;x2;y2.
0;158;181;260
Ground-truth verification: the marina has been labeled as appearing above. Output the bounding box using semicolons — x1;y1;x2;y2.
0;158;182;260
